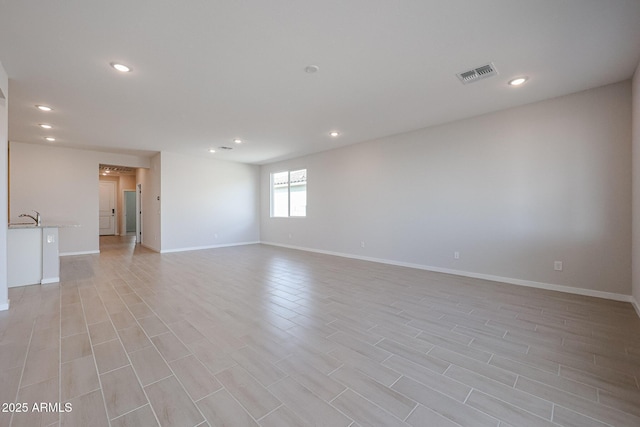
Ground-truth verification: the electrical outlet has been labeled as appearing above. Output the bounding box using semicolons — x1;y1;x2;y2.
361;241;365;248
554;261;563;271
454;251;460;259
288;233;292;239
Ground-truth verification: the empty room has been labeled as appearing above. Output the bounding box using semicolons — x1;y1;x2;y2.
1;1;640;426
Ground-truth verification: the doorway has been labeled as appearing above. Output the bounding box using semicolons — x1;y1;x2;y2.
99;164;141;242
123;190;136;236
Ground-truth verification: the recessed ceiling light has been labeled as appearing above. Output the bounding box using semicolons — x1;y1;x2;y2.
39;124;52;129
329;131;340;137
110;62;132;73
508;77;528;86
45;137;56;142
208;149;216;153
305;65;319;74
233;139;242;144
36;105;53;111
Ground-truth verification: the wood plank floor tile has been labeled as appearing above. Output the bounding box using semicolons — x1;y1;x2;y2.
196;389;259;427
87;320;118;345
100;365;148;419
465;390;555;427
61;355;100;400
117;324;153;353
129;345;172;386
61;389;109;427
61;332;92;363
230;345;287;387
110;404;159;427
93;339;129;374
268;377;352;427
2;239;640;427
258;405;311;427
383;355;470;402
151;331;191;362
169;354;222;401
216;365;281;419
276;356;346;401
330;366;417;420
391;376;499;427
145;376;204;427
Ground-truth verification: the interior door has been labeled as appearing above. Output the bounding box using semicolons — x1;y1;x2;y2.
99;181;116;235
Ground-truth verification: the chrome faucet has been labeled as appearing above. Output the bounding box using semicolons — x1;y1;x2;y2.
19;210;41;226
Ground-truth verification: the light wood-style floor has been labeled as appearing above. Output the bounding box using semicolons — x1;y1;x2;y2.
1;237;639;426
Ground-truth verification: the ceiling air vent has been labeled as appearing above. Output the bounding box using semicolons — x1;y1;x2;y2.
456;63;498;84
219;146;233;150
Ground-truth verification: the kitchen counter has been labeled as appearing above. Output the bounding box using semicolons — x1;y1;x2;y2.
8;222;78;229
7;224;68;287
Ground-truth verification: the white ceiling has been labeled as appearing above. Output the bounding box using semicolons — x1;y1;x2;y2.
1;1;639;165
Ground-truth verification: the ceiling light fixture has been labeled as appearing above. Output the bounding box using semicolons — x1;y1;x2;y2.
45;137;56;142
233;139;242;144
208;149;216;153
329;131;340;137
508;77;528;86
39;124;52;129
36;105;53;111
305;65;319;74
110;62;132;73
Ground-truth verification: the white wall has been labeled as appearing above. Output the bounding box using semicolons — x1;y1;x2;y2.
137;153;161;252
10;142;150;254
632;61;640;314
0;62;8;310
160;151;260;252
261;81;632;298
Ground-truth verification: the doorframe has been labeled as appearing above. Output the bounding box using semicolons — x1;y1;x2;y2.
136;184;142;245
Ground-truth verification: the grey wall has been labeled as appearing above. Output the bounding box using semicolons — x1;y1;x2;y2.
160;151;260;252
261;81;632;297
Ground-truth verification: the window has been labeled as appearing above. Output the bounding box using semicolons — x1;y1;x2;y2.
271;169;306;217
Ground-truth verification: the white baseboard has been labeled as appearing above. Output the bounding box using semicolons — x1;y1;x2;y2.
160;241;260;254
261;241;635;305
60;250;100;256
0;300;9;311
141;243;160;252
41;277;60;284
140;243;160;253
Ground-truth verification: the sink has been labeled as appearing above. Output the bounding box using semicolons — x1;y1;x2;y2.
8;222;37;227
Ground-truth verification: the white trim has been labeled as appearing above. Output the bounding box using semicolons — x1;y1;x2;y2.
0;300;9;311
631;296;640;318
141;243;160;252
160;241;260;254
60;250;100;256
261;241;634;304
41;277;60;284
